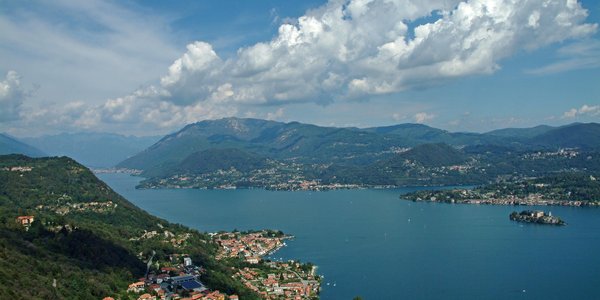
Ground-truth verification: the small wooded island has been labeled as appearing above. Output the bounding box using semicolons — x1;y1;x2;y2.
510;210;565;226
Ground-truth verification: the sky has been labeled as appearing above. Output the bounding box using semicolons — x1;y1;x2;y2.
1;0;599;137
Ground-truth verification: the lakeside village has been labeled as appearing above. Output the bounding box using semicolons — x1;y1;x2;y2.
408;194;599;206
9;165;320;300
16;213;321;300
404;188;600;207
93;167;369;191
114;230;320;300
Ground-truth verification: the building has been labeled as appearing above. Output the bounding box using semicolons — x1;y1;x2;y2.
531;211;544;218
184;257;192;267
16;215;34;226
245;256;260;264
171;275;196;285
137;294;156;300
181;280;205;292
128;281;146;293
170;275;205;293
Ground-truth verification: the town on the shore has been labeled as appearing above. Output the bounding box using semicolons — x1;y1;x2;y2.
405;194;599;206
97;229;320;300
403;185;600;207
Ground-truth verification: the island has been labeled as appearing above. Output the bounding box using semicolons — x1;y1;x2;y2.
510;210;565;225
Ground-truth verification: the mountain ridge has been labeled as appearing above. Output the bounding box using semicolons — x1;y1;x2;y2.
23;132;160;168
115;118;600;190
119;118;600;174
0;133;46;157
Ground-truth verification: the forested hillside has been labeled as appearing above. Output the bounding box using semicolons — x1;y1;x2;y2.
0;155;258;299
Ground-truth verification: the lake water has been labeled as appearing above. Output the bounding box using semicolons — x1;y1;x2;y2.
99;173;600;300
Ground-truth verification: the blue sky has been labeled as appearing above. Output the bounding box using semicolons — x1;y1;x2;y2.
0;0;599;136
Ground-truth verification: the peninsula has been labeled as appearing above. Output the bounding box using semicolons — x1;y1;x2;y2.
401;173;600;207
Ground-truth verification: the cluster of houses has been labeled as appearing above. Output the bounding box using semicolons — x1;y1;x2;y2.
2;166;33;172
129;229;193;248
125;256;238;300
214;231;285;264
214;231;321;299
35;200;117;215
236;265;320;300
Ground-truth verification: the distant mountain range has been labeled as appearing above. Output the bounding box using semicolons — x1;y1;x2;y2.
3;119;599;181
116;118;600;189
0;133;45;157
119;118;600;170
22;132;160;168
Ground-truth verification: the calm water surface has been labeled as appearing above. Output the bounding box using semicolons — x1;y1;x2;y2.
99;173;600;300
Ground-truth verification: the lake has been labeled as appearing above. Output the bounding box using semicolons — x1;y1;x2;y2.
99;173;600;300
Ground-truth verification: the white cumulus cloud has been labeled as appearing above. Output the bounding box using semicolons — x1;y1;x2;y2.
153;0;596;105
0;71;27;122
562;104;600;119
414;112;435;123
5;0;597;134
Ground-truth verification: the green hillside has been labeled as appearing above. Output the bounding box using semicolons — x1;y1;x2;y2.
176;148;268;174
396;143;468;167
529;123;600;149
114;119;600;190
485;125;554;139
118;117;401;172
0;155;258;299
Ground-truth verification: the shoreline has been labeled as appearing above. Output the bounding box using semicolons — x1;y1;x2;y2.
213;230;321;298
95;169;480;191
403;198;600;207
135;181;473;192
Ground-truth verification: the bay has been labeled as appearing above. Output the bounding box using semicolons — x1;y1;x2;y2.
99;173;600;300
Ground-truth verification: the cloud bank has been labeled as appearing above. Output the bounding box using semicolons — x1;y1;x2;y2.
563;104;600;119
3;0;598;133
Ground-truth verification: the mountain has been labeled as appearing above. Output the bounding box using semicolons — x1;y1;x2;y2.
0;154;258;299
118;117;402;173
529;123;600;149
395;143;469;167
484;123;600;149
118;117;519;174
23;132;160;168
485;125;555;139
178;148;268;174
0;133;45;157
364;123;509;146
118;118;600;181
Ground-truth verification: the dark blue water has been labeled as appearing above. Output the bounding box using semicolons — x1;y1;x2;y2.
99;173;600;300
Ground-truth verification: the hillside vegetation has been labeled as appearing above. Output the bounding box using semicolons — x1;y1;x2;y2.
0;155;258;299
